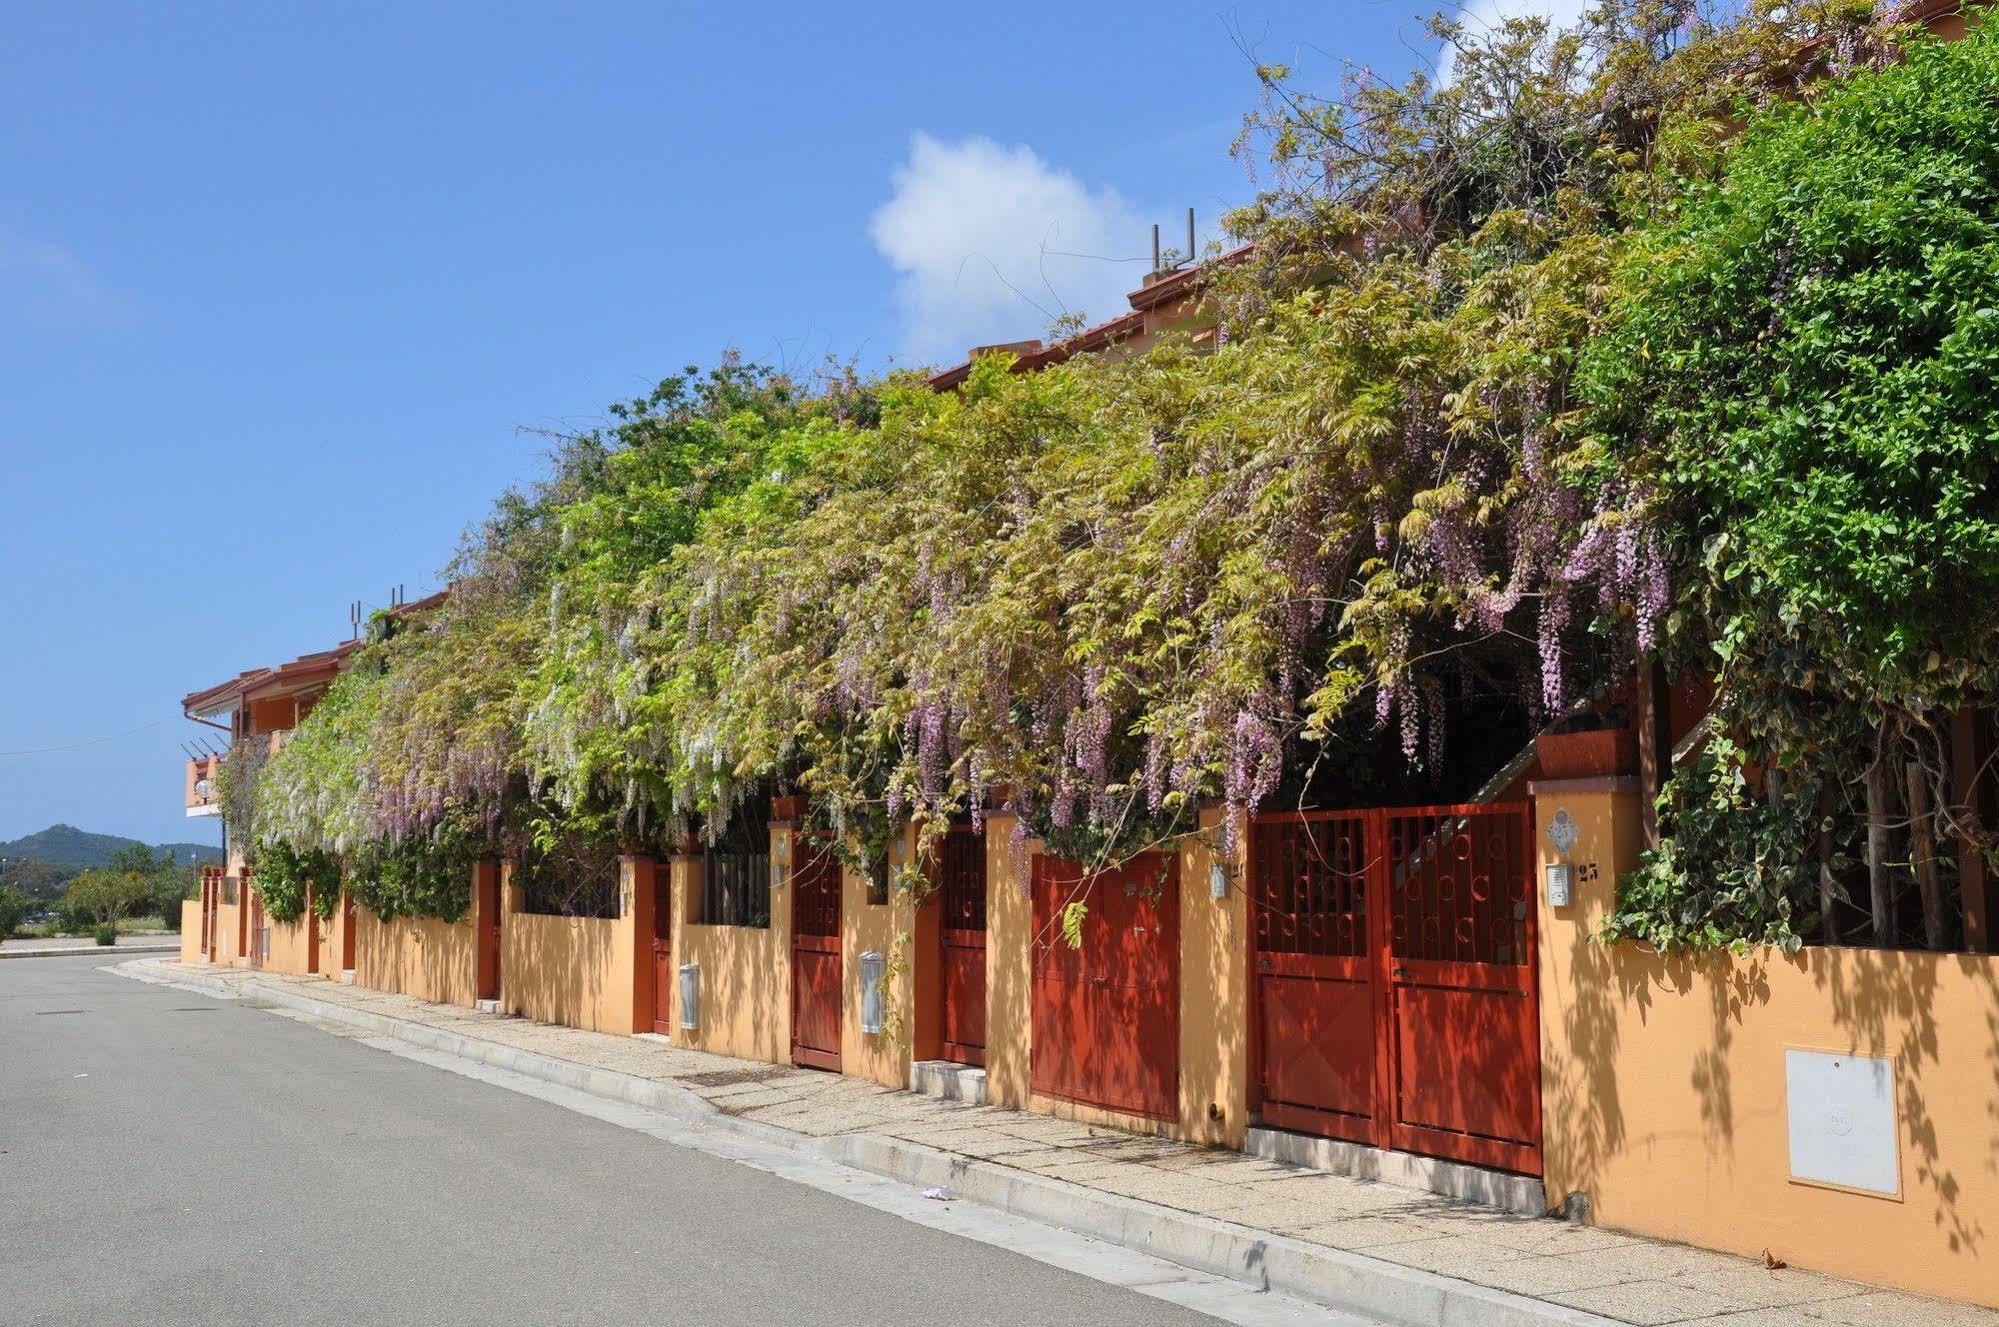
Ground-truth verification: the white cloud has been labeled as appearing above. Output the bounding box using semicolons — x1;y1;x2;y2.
0;229;125;328
869;134;1145;366
1437;0;1596;85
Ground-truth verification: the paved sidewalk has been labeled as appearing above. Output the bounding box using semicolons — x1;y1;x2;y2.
146;960;1995;1327
1;935;179;958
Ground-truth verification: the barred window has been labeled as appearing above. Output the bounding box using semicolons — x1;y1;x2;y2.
520;837;622;919
702;796;771;928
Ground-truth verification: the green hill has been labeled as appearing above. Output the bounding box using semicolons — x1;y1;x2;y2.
0;824;222;870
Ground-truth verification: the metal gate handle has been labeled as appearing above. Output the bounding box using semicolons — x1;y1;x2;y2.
1391;966;1409;978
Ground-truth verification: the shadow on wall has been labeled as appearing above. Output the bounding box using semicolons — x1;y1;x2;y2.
680;920;788;1064
357;908;474;1006
1809;948;1998;1260
504;913;620;1033
1185;816;1250;1147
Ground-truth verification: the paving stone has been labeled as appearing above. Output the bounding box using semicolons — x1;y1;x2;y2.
1668;1266;1869;1310
1446;1252;1643;1297
1367;1233;1543;1274
1670;1308;1828;1327
1805;1291;1999;1326
1549;1282;1749;1325
1290;1216;1449;1252
1426;1215;1644;1257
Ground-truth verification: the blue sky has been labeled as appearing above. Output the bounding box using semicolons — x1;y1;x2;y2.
0;1;1485;847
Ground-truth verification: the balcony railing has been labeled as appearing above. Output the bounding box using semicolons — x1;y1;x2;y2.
185;753;224;814
183;731;284;815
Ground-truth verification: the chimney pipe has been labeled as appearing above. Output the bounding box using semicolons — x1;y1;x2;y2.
1187;208;1196;267
1151;223;1161;274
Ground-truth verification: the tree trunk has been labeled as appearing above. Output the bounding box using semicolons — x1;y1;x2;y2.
1817;782;1841;946
1866;752;1895;947
1906;762;1946;950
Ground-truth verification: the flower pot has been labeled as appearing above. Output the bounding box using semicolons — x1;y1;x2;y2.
770;794;807;824
1534;729;1637;780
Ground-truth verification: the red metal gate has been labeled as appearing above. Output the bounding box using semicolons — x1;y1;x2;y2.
1250;803;1541;1175
341;890;356;970
475;862;502;1002
306;886;320;975
1031;853;1179;1120
247;883;266;969
201;868;218;961
652;866;674;1034
937;828;987;1066
791;840;843;1072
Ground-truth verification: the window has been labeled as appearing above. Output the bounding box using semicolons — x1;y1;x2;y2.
701;796;771;928
520;838;622;919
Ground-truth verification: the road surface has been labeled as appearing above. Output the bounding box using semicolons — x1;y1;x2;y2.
0;957;1314;1327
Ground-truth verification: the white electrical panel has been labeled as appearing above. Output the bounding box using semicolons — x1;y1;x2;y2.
1785;1049;1899;1196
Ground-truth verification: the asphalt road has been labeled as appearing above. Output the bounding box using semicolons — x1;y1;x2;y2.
0;957;1226;1327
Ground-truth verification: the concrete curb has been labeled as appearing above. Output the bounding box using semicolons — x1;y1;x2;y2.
2;942;180;960
119;959;1613;1327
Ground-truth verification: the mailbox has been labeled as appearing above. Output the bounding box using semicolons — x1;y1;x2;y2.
679;961;700;1030
858;950;886;1035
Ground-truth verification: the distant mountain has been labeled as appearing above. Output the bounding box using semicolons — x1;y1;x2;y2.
0;824;222;870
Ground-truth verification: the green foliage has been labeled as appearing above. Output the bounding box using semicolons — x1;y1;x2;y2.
232;2;1990;950
346;819;479;923
0;885;31;941
1604;737;1819;951
64;869;150;934
252;838;341;925
1593;17;1999;943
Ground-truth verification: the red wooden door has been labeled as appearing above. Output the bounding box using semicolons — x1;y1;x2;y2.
341;890;356;970
247;887;265;969
1381;805;1540;1175
652;867;674;1033
1249;812;1380;1145
1249;803;1541;1176
475;865;502;1001
201;872;216;961
791;840;843;1071
306;889;320;975
938;828;987;1066
1031;853;1179;1120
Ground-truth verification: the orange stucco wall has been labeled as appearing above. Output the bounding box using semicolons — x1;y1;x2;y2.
214;899;243;965
354;905;475;1006
670;842;791;1064
1537;780;1999;1308
261;911;318;977
501;902;635;1034
984;809;1250;1146
839;824;941;1088
179;900;202;962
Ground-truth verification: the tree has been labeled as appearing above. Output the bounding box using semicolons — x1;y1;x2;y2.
64;870;150;940
0;885;31;942
104;843;195;928
0;857;78;905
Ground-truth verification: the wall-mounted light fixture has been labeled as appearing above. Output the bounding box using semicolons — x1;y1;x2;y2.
1208;861;1229;900
771;832;790;889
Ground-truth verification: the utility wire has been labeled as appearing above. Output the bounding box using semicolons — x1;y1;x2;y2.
0;717;174;757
